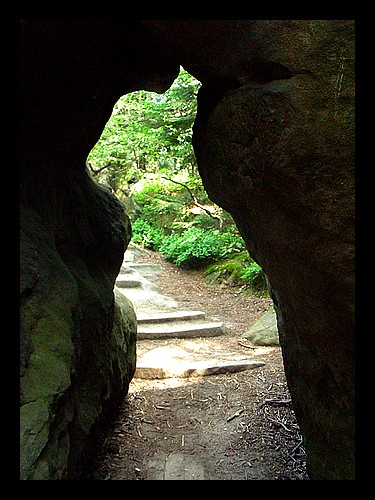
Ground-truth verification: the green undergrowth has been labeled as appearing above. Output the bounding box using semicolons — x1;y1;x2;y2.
132;218;268;296
130;173;269;297
204;252;269;297
158;226;244;268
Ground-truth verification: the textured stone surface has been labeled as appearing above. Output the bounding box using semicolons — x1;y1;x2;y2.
20;20;179;480
135;345;265;379
191;21;355;480
243;307;279;346
20;177;137;480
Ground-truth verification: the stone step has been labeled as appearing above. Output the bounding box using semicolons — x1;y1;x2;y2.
137;310;206;324
119;266;137;274
115;285;178;312
116;276;143;288
134;342;266;379
137;321;224;340
123;252;135;262
122;263;163;273
135;358;266;379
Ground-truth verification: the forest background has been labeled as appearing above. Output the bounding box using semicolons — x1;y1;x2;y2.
87;67;268;296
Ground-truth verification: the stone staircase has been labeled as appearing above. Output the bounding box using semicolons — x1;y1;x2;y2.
137;313;224;340
115;243;265;379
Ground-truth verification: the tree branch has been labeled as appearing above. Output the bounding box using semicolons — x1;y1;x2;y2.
86;161;112;176
161;176;222;227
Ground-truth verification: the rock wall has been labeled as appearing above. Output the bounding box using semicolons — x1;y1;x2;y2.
20;20;178;479
20;172;137;479
190;21;355;480
193;80;354;480
20;20;355;480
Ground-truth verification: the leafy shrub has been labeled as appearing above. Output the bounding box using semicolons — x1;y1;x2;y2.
159;226;245;268
241;262;268;293
131;219;166;251
131;213;268;295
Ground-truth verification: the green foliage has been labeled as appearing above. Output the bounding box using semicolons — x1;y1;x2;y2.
241;262;268;294
87;66;268;297
205;252;251;284
131;217;247;270
204;252;268;296
131;174;188;220
131;219;165;251
87;68;201;191
158;227;245;269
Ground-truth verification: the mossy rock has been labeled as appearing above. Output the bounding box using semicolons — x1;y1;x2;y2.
242;307;279;346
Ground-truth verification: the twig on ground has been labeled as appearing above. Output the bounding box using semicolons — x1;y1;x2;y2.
262;398;292;406
140;419;154;424
290;437;304;455
267;417;292;432
226;409;244;422
238;341;256;349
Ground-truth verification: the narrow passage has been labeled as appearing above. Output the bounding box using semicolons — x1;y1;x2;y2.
84;245;308;480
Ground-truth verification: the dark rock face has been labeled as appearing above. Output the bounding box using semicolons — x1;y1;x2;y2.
20;21;179;479
190;21;355;480
20;20;355;480
20;173;137;479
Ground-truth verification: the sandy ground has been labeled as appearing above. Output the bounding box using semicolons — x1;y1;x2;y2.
83;249;309;480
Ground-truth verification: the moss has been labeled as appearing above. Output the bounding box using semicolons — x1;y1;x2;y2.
204;251;268;296
21;296;76;403
205;252;247;282
20;276;77;479
20;401;51;480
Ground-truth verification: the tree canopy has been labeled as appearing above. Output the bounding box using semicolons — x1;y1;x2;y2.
87;67;201;192
86;66;267;295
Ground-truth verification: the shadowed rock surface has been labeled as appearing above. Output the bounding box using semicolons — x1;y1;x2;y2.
20;20;354;480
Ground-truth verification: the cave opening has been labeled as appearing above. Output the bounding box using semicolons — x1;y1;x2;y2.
81;68;309;481
20;20;356;481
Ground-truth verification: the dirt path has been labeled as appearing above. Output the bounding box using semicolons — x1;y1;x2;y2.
83;250;309;480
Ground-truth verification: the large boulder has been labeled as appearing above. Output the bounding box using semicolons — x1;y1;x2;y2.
243;307;279;346
20;174;137;480
144;19;355;480
20;20;179;480
189;21;355;480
